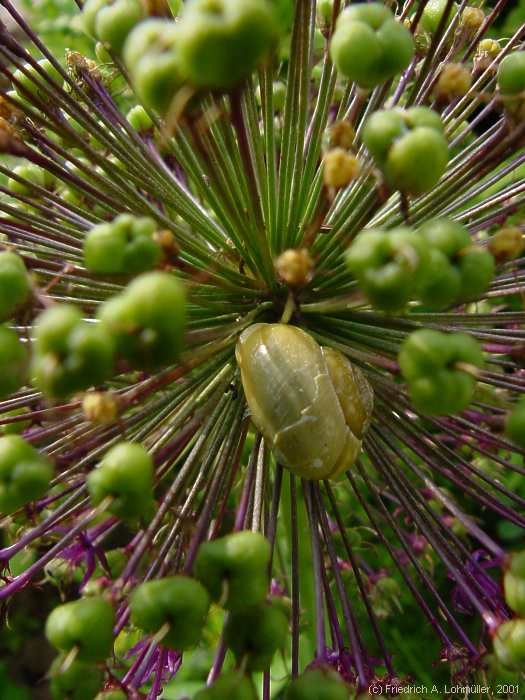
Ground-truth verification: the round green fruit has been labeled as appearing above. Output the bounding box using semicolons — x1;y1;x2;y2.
0;252;31;320
124;19;184;114
346;227;430;311
384;127;448;196
494;620;525;671
130;576;210;650
97;271;186;370
330;3;414;88
421;0;456;33
506;398;525;448
504;567;525;617
498;52;525;96
32;305;115;398
224;601;288;671
284;668;348;700
399;329;483;415
0;326;28;398
177;0;279;90
49;655;104;700
0;435;53;513
194;672;257;700
97;0;144;52
13;59;62;101
45;597;115;662
83;214;161;275
194;530;270;610
87;441;154;519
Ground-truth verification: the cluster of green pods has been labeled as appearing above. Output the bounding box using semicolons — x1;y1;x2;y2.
346;218;495;312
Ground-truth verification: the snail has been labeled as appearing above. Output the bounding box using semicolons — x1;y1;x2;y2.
235;323;373;480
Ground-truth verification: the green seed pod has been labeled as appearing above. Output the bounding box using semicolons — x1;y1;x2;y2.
457;247;495;300
124;19;184;114
13;59;62;101
418;218;470;256
0;252;31;320
45;597;115;662
421;0;456;33
97;1;144;51
362;109;405;163
130;576;210;650
494;620;525;671
83;214;162;275
498;52;525;96
0;326;28;398
0;435;53;513
194;672;257;700
284;668;349;700
194;530;270;610
363;107;448;196
87;441;154;519
224;601;289;671
417;218;494;308
384;127;448;196
49;655;104;700
504;552;525;616
418;248;461;309
235;324;373;480
98;271;186;370
31;304;115;399
330;3;414;89
7;164;51;196
399;329;483;415
346;227;431;311
506;398;525;448
176;0;279;90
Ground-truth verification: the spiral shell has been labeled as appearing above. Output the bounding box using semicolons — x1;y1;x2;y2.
235;323;373;480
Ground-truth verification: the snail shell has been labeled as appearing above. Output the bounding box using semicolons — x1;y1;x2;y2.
235;323;373;480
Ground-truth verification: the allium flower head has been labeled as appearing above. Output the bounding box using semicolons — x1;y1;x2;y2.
1;0;525;697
